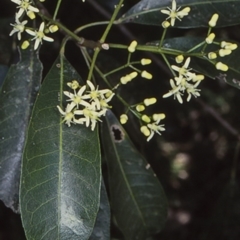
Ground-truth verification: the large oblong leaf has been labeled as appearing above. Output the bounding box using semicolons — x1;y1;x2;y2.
118;0;240;28
20;55;101;240
0;46;42;213
101;110;167;240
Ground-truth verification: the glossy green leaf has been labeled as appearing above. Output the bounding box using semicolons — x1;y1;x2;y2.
118;0;240;28
89;180;110;240
101;110;168;240
20;55;101;240
158;37;240;90
0;46;42;213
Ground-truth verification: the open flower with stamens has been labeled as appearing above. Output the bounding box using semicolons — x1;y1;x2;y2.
26;22;54;50
186;84;201;101
74;103;107;131
163;79;183;104
171;57;192;79
11;0;39;18
57;102;77;127
63;85;90;108
85;80;112;110
141;113;166;141
161;0;190;26
9;16;28;40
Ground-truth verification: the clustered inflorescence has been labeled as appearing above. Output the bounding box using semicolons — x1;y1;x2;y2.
10;0;58;50
9;0;238;142
160;0;237;104
57;80;114;131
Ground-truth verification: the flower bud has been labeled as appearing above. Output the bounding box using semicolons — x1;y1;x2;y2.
215;62;228;71
128;40;137;53
21;40;30;50
208;13;219;27
141;71;152;80
27;11;36;19
140;126;150;137
162;21;170;28
129;71;138;79
175;55;184;63
49;25;59;33
120;114;128;124
205;33;215;44
67;80;80;90
136;104;145;112
141;115;151;123
221;41;238;50
218;49;232;57
152;113;166;122
141;58;152;65
144;98;157;106
208;52;217;59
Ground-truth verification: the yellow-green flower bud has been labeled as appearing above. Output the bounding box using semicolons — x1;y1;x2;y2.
129;71;138;79
141;115;151;123
49;25;59;33
162;21;170;28
219;49;232;57
21;40;30;50
208;13;219;27
39;0;45;2
175;55;184;64
220;41;237;50
152;113;166;121
67;80;80;90
120;114;128;124
141;71;152;80
208;52;217;59
140;126;150;137
144;98;157;106
192;74;204;82
128;40;137;53
120;75;132;84
215;62;228;71
136;104;145;112
27;11;36;19
205;33;215;44
141;58;152;65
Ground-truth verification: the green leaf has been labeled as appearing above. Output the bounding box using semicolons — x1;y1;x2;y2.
101;110;168;240
0;45;42;213
158;37;240;90
118;0;240;28
20;55;101;240
89;180;110;240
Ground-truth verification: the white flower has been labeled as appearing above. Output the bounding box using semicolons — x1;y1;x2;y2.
11;0;39;18
186;84;201;101
85;80;111;110
63;85;90;108
74;103;106;131
25;22;54;50
9;16;28;40
141;113;165;141
161;0;190;26
57;102;77;127
171;57;192;79
163;79;183;104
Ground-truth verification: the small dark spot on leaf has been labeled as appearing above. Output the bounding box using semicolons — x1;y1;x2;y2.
56;63;61;68
111;125;124;142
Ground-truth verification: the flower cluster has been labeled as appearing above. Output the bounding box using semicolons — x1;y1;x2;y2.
205;14;237;72
163;57;204;103
161;0;190;27
141;114;166;142
57;80;114;130
120;97;165;141
10;0;57;50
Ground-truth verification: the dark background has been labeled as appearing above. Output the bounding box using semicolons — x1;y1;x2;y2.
1;0;240;239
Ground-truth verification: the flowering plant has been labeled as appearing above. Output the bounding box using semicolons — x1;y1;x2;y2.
1;0;240;239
